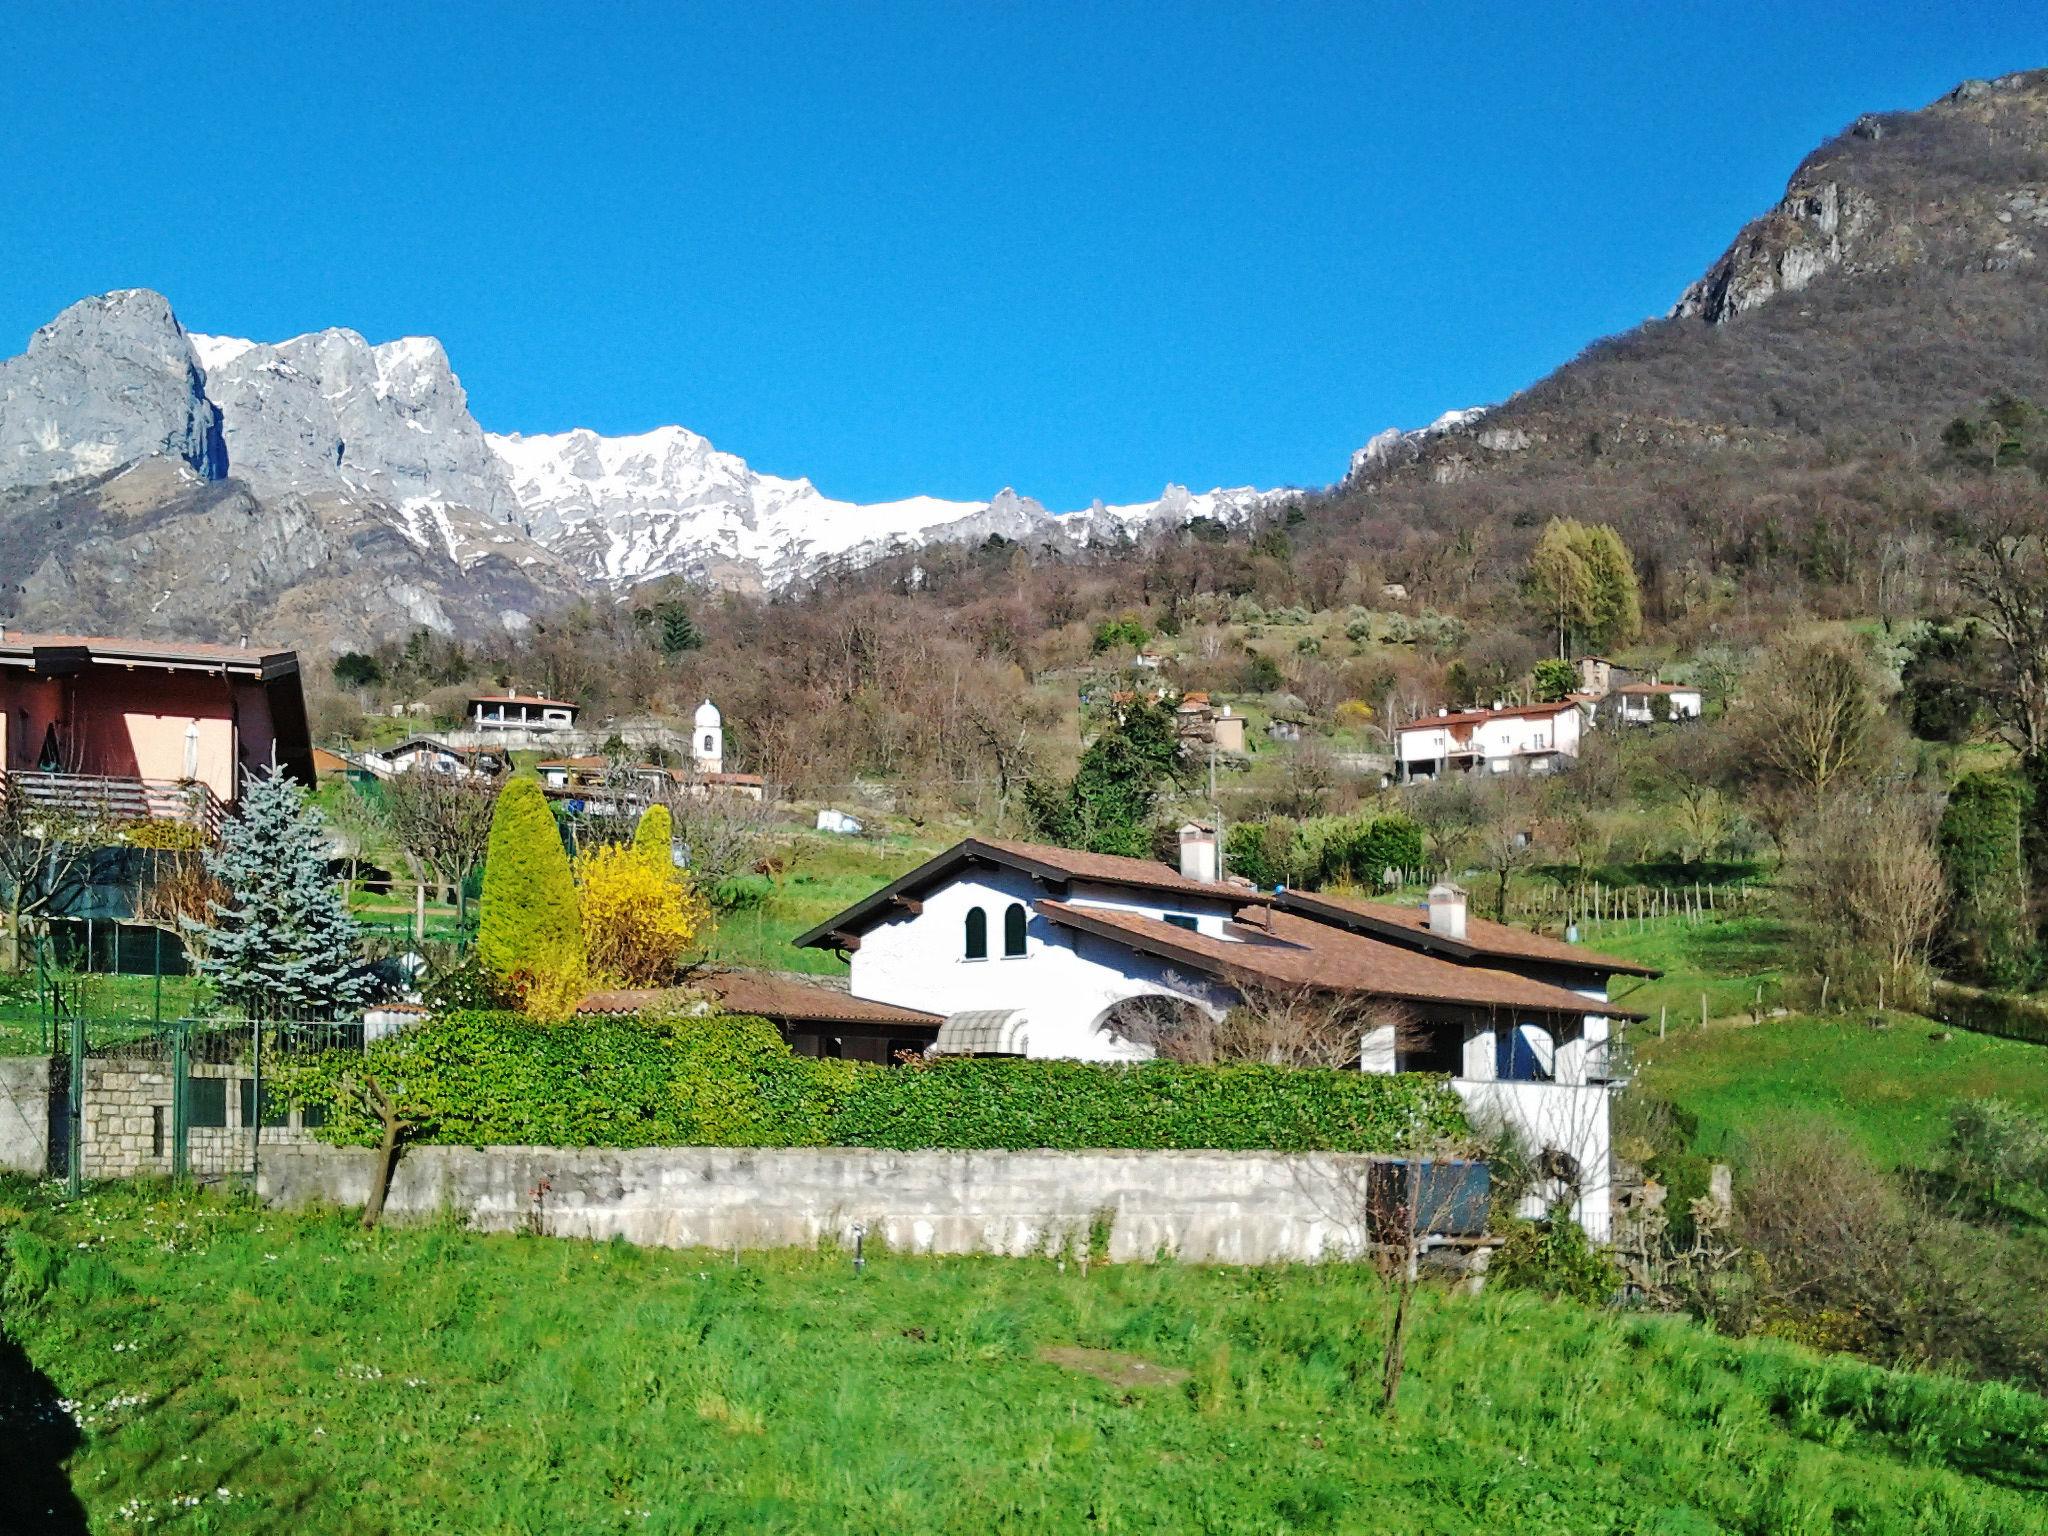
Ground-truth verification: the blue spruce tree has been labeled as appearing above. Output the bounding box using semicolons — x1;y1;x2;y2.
202;767;376;1020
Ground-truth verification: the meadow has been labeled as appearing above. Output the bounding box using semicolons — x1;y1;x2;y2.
4;1180;2047;1535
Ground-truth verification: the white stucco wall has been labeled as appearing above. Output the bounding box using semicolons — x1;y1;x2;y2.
846;867;1240;1060
1396;708;1580;772
1452;1079;1613;1242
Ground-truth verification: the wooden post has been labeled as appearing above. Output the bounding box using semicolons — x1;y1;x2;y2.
1659;1004;1667;1040
1700;993;1708;1030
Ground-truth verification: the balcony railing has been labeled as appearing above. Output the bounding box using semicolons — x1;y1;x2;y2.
2;772;225;840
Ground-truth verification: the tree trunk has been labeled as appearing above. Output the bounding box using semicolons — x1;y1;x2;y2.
360;1077;409;1231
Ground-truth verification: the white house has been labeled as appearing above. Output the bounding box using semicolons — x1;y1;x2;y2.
797;837;1656;1239
1610;681;1703;725
471;691;579;732
1394;700;1582;781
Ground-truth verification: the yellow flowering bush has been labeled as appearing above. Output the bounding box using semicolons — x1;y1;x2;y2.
574;838;710;987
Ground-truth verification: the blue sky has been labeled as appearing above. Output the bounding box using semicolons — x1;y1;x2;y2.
2;4;2039;506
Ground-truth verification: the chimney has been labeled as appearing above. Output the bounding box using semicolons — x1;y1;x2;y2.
1178;822;1218;883
238;633;250;649
1426;882;1468;942
1437;706;1448;717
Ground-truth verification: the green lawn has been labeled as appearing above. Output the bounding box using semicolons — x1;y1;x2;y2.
1638;1014;2048;1171
696;832;946;977
3;1181;2045;1535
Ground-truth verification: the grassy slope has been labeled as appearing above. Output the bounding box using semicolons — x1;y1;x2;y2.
4;1182;2045;1536
696;832;949;976
1593;912;2048;1169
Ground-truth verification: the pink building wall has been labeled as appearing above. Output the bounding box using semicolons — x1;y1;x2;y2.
0;669;280;803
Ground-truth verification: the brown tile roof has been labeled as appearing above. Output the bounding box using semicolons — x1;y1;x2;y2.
1397;700;1579;732
972;838;1262;902
311;748;349;775
576;973;941;1029
1612;682;1696;695
0;630;299;679
794;836;1264;951
1037;901;1642;1020
1278;889;1660;979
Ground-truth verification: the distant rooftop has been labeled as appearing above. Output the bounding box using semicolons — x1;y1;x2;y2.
0;629;300;681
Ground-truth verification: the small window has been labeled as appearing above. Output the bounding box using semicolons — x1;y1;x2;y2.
186;1076;228;1129
1003;903;1028;957
702;733;715;753
964;906;988;960
1164;914;1200;932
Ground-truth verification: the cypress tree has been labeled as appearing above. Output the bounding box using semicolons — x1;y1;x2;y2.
1937;772;2035;988
201;767;375;1020
477;779;585;992
632;803;675;869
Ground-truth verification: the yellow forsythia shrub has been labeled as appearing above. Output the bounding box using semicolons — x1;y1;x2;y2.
574;840;710;987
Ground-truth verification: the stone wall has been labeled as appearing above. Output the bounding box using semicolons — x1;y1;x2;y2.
0;1057;53;1175
76;1058;315;1180
258;1144;1434;1264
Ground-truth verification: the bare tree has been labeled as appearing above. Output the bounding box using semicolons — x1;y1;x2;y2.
381;771;499;927
1407;773;1481;878
131;850;229;971
1473;775;1544;921
323;780;389;898
1952;486;2048;761
656;786;781;892
1731;636;1884;811
0;775;120;972
1779;791;1946;1010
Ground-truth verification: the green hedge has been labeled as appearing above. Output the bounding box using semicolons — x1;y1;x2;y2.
275;1011;1467;1155
1930;981;2048;1049
834;1056;1462;1152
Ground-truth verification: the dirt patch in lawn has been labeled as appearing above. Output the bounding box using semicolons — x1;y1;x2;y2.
1039;1347;1190;1390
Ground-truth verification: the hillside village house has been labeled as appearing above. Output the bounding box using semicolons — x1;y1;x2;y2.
364;735;505;780
797;836;1653;1238
1394;700;1582;781
537;699;765;808
0;629;314;834
470;691;579;732
1609;681;1704;725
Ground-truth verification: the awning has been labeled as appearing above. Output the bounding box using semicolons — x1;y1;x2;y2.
930;1009;1031;1057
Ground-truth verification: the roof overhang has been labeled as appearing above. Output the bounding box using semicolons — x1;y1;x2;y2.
1037;902;1645;1024
1275;891;1661;980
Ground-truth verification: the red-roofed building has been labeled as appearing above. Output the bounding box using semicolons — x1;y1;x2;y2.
1394;700;1582;781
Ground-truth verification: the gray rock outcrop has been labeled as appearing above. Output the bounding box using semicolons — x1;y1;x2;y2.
0;290;224;489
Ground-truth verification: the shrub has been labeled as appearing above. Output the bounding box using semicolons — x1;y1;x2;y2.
833;1059;1467;1153
281;1014;1469;1156
575;840;708;987
1936;774;2034;987
1489;1217;1622;1303
1946;1098;2048;1206
1344;617;1374;644
477;779;585;1012
1090;615;1150;654
631;803;675;866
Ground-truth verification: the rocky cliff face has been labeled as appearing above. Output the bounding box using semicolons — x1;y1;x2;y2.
0;289;224;489
1674;70;2048;326
0;289;1290;638
1340;68;2048;497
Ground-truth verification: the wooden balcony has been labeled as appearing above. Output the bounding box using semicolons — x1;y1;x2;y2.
2;771;226;840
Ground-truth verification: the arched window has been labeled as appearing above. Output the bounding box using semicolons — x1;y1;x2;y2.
701;733;716;753
1003;903;1028;957
963;906;988;960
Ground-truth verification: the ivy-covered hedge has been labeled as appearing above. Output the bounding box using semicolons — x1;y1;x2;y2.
274;1011;1467;1155
833;1056;1464;1152
1930;981;2048;1049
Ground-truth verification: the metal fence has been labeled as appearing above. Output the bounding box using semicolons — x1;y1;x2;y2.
52;1014;361;1194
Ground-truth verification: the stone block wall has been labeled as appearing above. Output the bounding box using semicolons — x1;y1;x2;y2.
0;1057;53;1174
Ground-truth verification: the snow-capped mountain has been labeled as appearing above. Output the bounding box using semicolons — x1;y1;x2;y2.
0;290;1298;636
177;316;1289;593
488;423;1286;591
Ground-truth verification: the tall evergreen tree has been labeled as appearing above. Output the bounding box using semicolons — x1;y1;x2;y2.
201;767;375;1020
632;803;675;867
477;779;585;1002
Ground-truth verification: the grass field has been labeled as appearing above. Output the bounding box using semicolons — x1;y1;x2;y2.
4;1181;2046;1535
695;832;947;976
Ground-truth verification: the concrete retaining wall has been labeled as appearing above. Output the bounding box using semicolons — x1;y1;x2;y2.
0;1057;52;1175
258;1144;1401;1264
